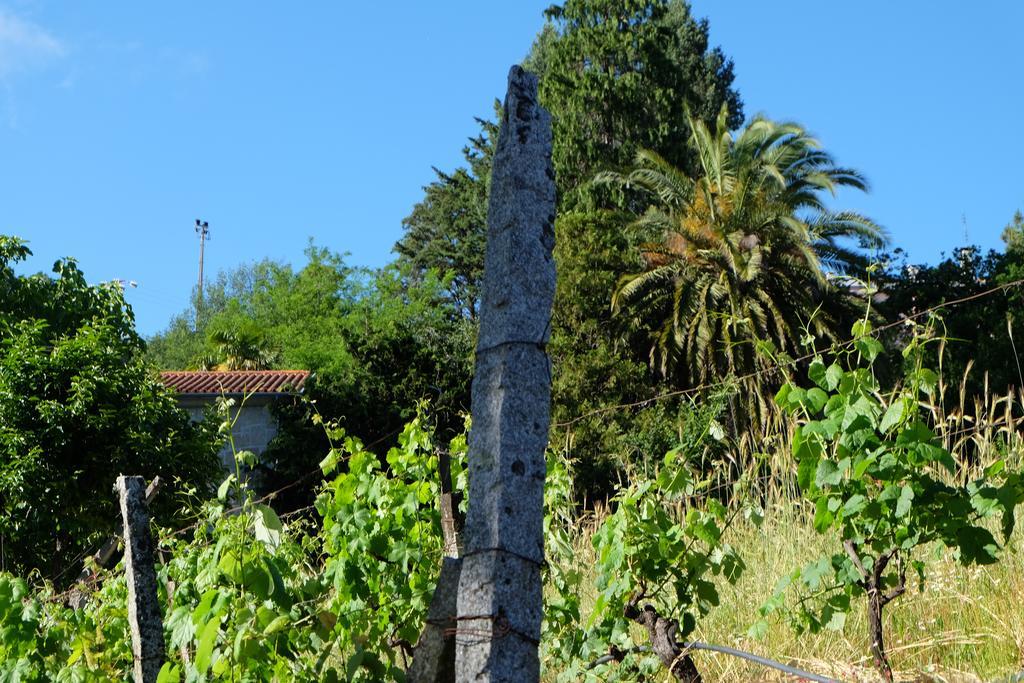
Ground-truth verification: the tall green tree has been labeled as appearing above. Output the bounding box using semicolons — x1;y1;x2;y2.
391;1;746;497
0;237;221;578
548;210;691;498
395;1;743;317
146;258;295;371
394;116;498;320
878;212;1024;408
602;107;885;432
534;0;743;206
536;0;748;496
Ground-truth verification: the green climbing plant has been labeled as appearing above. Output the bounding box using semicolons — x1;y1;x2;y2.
761;318;1024;681
544;395;763;682
314;415;467;681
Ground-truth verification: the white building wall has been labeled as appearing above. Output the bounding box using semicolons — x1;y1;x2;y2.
181;399;280;473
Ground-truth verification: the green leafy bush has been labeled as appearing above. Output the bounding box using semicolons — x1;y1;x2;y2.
763;319;1023;680
544;399;761;682
0;236;221;579
314;416;465;680
0;412;463;682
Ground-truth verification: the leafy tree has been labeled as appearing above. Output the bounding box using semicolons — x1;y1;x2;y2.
533;0;743;206
1000;209;1024;253
548;210;678;498
601;107;885;436
878;216;1024;406
767;320;1022;680
390;4;747;499
195;326;279;371
523;1;748;498
545;394;761;682
267;262;473;483
0;412;465;682
394;116;498;320
396;1;744;321
147;245;473;508
0;236;221;579
880;247;1006;392
146;259;293;372
997;209;1024;325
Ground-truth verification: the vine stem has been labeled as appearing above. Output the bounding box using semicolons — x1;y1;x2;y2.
588;641;841;683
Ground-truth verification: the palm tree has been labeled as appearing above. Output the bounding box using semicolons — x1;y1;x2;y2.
599;105;886;432
192;328;278;371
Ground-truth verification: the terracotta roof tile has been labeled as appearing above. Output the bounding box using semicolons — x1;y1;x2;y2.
159;370;309;395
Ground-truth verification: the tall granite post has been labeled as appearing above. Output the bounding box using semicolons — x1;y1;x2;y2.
116;475;165;683
454;65;555;682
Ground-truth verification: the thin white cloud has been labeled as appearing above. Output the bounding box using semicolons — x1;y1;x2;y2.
0;8;65;79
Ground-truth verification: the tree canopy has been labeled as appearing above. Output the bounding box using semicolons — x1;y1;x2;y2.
605;107;885;376
146;245;474;506
0;236;221;578
394;116;497;321
534;0;743;205
395;0;744;322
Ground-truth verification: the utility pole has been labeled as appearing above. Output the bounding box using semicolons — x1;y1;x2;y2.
194;219;209;304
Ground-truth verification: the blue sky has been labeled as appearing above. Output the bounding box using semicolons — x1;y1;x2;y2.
3;2;1022;336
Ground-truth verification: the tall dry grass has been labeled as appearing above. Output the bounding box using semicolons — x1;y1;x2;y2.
545;504;1024;682
544;376;1024;681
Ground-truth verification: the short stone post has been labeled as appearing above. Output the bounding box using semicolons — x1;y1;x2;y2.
454;65;556;683
408;448;466;682
116;475;165;683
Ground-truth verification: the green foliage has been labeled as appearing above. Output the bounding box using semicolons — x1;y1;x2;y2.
0;574;69;680
157;484;327;679
0;237;221;579
394;115;497;320
544;400;761;681
533;0;743;206
0;398;1020;681
763;319;1023;677
146;244;474;508
1000;209;1024;254
0;412;463;681
315;416;465;680
538;0;746;496
879;234;1024;405
389;2;747;501
603;107;886;441
196;325;279;371
549;210;664;498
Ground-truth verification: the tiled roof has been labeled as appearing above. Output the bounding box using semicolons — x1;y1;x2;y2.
159;370;309;396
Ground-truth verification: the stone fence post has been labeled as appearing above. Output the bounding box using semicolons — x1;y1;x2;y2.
454;64;556;683
116;475;165;683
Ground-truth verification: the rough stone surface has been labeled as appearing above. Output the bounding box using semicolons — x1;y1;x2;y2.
116;475;165;683
70;477;162;610
473;67;556;354
408;557;462;683
454;65;555;683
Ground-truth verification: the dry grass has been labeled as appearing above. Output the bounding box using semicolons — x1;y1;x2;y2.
696;505;1024;682
543;378;1024;681
544;503;1024;682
